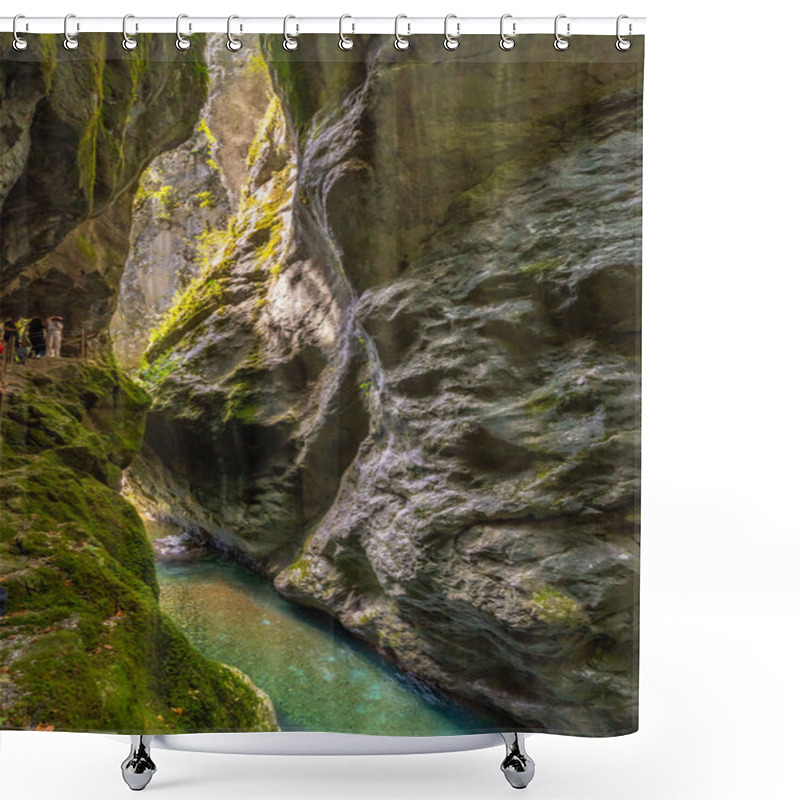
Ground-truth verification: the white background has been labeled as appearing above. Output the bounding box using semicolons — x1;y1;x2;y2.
2;1;799;798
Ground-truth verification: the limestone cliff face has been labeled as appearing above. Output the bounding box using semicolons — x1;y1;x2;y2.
130;35;642;734
110;38;272;369
0;34;208;354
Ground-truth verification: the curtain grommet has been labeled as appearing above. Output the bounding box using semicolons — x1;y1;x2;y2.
616;15;632;50
227;15;243;51
283;15;299;51
394;15;410;51
12;14;29;50
443;14;460;50
554;14;570;51
122;14;138;51
176;14;191;50
63;13;79;50
499;14;515;50
339;14;355;50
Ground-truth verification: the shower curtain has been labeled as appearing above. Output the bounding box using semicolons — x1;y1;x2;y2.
0;30;643;739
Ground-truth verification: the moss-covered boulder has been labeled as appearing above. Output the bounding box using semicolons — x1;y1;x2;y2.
0;359;278;733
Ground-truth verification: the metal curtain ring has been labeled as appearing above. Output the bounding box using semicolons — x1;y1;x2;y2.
443;14;459;50
283;15;298;50
339;14;354;50
122;14;137;51
499;14;515;50
63;13;79;50
227;15;243;51
12;14;28;50
394;15;410;51
176;14;191;50
616;15;632;50
554;14;570;50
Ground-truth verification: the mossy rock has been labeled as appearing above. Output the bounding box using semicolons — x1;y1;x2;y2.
0;358;278;733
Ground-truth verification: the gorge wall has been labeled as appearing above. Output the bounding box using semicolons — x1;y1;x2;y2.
127;35;643;735
0;35;277;732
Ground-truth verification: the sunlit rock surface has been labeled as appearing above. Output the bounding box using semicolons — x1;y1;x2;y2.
128;36;642;734
110;37;272;369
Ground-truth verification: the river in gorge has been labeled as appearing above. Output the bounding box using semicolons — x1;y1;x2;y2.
143;518;504;735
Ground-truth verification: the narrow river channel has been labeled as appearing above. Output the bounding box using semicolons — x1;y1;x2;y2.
145;520;501;735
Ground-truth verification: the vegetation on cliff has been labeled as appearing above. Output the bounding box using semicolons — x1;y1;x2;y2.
0;359;278;732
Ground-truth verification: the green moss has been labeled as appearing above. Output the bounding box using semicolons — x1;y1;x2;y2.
77;109;102;213
286;557;313;584
132;171;179;222
37;35;59;94
145;167;292;363
137;349;180;388
197;117;217;146
194;190;216;208
0;359;278;733
264;36;365;146
265;44;317;142
222;381;262;425
75;234;97;262
519;258;562;275
247;96;285;167
531;585;586;626
524;393;559;417
192;58;210;88
244;50;271;79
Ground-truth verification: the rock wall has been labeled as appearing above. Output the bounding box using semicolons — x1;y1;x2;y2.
129;35;642;735
0;34;209;354
110;39;273;369
0;35;279;733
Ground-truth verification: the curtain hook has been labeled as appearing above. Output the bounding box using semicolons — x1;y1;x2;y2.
122;14;138;51
227;15;243;51
339;14;355;50
63;13;79;50
499;14;515;50
394;14;410;51
176;14;191;50
616;15;632;51
12;14;28;51
554;14;570;51
283;15;299;51
443;14;460;50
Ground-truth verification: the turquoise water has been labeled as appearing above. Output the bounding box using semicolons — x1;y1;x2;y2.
150;530;500;735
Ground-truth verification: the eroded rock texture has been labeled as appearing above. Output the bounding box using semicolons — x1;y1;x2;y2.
0;34;208;354
130;35;643;734
1;35;278;733
110;39;272;369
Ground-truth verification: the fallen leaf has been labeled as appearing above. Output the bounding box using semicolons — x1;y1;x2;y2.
35;723;55;731
170;707;183;715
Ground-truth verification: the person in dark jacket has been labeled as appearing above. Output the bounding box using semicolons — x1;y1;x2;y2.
3;318;20;348
27;317;46;358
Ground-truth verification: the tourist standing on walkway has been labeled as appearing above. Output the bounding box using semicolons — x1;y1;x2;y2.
46;315;64;358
